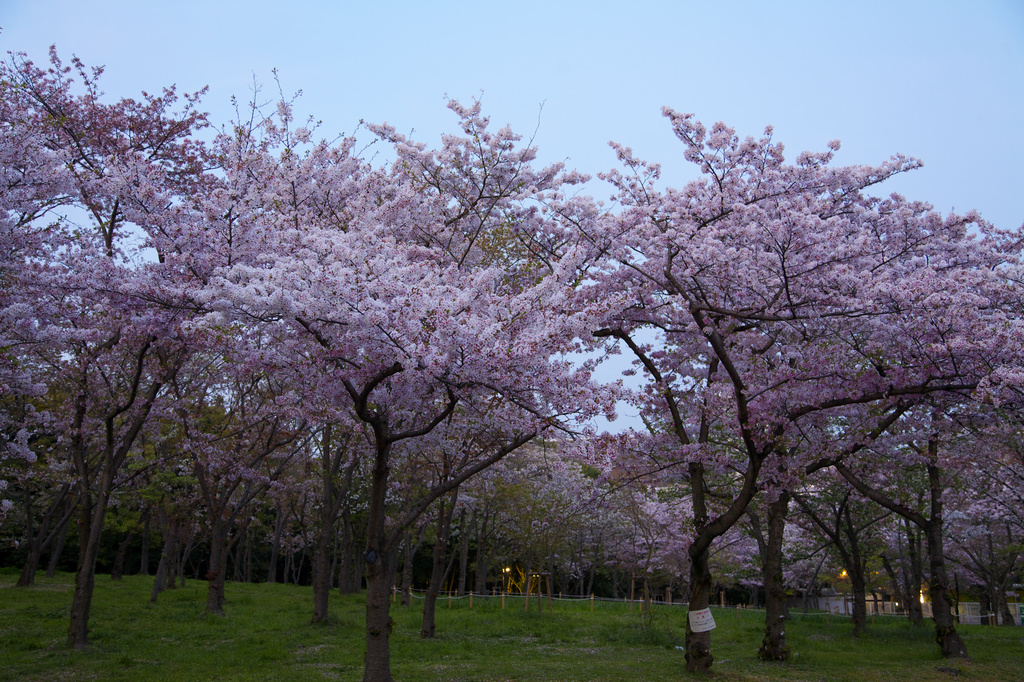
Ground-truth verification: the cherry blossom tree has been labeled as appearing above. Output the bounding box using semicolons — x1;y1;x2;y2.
444;444;602;598
897;415;1024;627
0;57;71;525
5;47;1022;678
306;420;366;623
838;461;930;626
144;458;202;602
946;488;1023;626
177;98;610;681
169;353;307;615
832;409;976;656
0;48;210;649
792;481;892;636
582;110;1023;671
10;451;78;587
610;483;693;613
484;443;601;605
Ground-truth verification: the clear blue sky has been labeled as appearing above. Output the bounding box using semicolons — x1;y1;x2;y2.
3;0;1023;431
3;0;1021;229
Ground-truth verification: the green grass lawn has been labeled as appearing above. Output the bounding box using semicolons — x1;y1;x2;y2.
1;568;1021;680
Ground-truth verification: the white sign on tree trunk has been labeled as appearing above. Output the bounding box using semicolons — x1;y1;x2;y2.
688;607;716;633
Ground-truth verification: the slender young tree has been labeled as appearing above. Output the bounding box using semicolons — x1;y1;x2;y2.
308;421;364;624
944;424;1024;626
793;486;891;637
834;423;970;657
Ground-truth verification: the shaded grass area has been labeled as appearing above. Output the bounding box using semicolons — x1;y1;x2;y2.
1;568;1022;681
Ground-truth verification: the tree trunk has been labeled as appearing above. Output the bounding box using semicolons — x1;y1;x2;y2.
283;545;293;587
352;547;364;593
329;526;340;589
849;566;868;637
363;436;397;682
18;542;45;588
997;571;1016;626
138;511;151;576
842;503;870;637
46;515;71;578
268;504;284;584
245;526;253;583
457;509;470;596
998;592;1015;626
684;548;714;673
231;530;245;582
904;519;924;625
18;486;39;587
759;492;791;660
340;509;367;595
67;480;110;649
166;525;182;591
338;510;353;594
363;548;397;682
206;520;228;615
525;564;534;610
924;463;968;658
292;548;306;584
926;529;966;656
150;515;176;602
474;514;489;595
64;337;172;649
979;587;993;626
18;484;76;587
110;532;134;581
399;528;414;607
835;451;965;658
176;528;196;588
311;513;335;623
880;553;905;616
421;494;457;639
400;524;425;607
150;552;168;603
420;557;442;638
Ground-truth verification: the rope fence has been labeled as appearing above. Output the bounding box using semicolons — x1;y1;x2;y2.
389;587;1020;625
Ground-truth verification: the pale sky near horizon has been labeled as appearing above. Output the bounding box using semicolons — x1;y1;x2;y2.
2;0;1023;430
